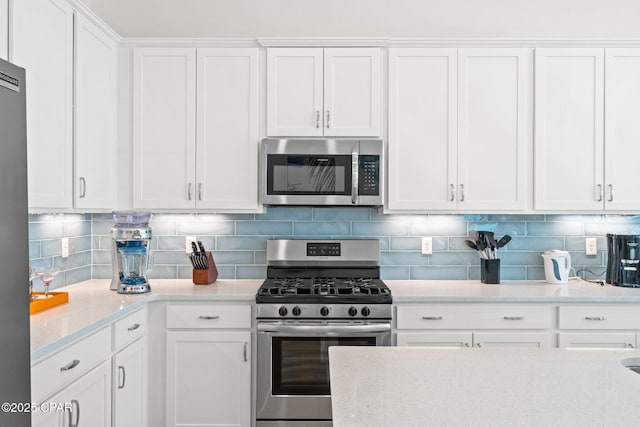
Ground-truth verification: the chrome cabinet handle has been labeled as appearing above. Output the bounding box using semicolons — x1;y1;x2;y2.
608;184;614;202
464;342;470;347
585;316;606;321
422;316;443;320
450;184;455;202
187;182;193;200
460;184;465;202
69;399;80;427
503;316;525;320
118;366;126;389
198;183;203;201
243;342;248;362
629;343;635;348
351;150;359;205
315;110;320;128
79;177;86;198
597;184;603;202
60;359;80;372
198;315;220;320
475;343;482;347
127;323;140;332
326;110;330;128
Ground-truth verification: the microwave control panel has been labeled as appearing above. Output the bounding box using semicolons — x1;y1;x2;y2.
359;155;380;195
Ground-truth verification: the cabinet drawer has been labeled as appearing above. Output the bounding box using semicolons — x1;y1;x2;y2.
32;326;111;403
558;305;640;330
113;307;147;351
396;304;551;330
166;304;251;329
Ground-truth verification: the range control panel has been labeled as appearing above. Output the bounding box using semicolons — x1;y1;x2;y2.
307;242;341;257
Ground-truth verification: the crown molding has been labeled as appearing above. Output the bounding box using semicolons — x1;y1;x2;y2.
257;37;391;47
120;38;260;48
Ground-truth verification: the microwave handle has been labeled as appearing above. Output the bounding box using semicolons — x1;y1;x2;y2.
351;150;359;204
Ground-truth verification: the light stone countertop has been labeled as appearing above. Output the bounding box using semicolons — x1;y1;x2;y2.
329;346;640;427
30;278;640;361
388;279;640;302
30;279;262;361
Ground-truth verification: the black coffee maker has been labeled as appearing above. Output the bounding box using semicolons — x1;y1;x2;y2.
606;234;640;287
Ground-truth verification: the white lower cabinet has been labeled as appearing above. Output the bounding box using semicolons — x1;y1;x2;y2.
33;361;112;427
397;331;551;348
165;304;252;427
395;304;553;348
113;338;147;427
557;304;640;349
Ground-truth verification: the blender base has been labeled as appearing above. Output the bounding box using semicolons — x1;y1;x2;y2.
117;283;151;294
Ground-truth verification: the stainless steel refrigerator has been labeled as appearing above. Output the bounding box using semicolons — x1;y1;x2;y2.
0;57;31;426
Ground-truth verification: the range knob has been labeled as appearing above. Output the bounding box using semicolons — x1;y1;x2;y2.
348;306;358;317
278;306;288;317
361;306;371;317
292;306;302;316
320;306;330;317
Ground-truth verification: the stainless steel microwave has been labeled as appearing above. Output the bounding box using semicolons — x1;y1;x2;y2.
261;138;383;206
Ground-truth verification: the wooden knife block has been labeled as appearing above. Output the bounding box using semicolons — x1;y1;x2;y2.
192;251;218;285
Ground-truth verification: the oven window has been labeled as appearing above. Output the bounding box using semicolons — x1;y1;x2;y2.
267;155;351;195
272;337;376;396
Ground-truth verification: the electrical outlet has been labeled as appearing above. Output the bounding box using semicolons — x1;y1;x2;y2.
421;237;433;255
585;237;597;256
186;236;197;253
61;238;69;258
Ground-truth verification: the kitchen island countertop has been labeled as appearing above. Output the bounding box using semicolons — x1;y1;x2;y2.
329;346;640;427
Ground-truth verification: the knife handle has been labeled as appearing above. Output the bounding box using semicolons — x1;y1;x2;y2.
197;240;206;254
191;241;199;253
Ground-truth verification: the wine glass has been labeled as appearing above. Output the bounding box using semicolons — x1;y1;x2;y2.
34;267;61;298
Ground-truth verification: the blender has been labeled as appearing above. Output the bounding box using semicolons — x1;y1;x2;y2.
110;211;153;294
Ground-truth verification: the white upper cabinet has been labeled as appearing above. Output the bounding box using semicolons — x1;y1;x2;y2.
12;0;74;209
534;48;605;211
388;47;528;211
267;47;381;137
74;14;117;210
388;48;457;210
604;48;640;210
457;48;528;211
196;48;260;211
132;47;196;209
0;0;7;60
133;47;260;211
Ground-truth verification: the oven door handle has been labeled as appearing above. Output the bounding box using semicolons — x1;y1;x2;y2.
258;323;390;334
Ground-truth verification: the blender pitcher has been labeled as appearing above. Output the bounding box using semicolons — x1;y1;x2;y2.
116;240;152;286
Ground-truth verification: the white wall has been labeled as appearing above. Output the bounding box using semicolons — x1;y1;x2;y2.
89;0;640;38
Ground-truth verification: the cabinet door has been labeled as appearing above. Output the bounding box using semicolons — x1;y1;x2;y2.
266;48;323;137
113;339;146;427
473;332;552;348
132;47;196;209
534;48;605;210
558;332;636;349
388;48;457;210
196;48;260;211
74;14;117;209
33;361;111;427
604;48;640;210
323;48;381;137
396;332;472;348
166;331;251;427
458;48;529;211
0;0;7;60
12;0;73;209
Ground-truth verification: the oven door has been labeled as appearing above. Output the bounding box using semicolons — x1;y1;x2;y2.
256;321;391;423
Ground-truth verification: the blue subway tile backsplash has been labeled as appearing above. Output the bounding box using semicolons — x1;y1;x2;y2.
28;208;640;289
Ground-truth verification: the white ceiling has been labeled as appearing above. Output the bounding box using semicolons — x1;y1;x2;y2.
87;0;640;39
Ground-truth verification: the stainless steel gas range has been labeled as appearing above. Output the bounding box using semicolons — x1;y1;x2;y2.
255;239;392;427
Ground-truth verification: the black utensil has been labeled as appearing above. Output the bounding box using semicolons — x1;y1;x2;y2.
496;235;512;248
197;240;206;254
464;240;479;251
196;241;209;269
